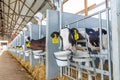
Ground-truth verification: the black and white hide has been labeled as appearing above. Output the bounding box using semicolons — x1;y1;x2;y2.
51;27;108;79
51;27;108;54
85;28;107;51
51;28;85;51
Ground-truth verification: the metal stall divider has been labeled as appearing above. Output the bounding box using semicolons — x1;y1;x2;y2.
19;31;24;59
46;8;112;80
18;34;22;58
11;37;17;54
28;23;45;67
46;9;85;80
28;23;39;67
61;8;112;80
34;13;47;65
111;0;120;80
23;30;30;62
34;25;46;65
32;24;46;66
16;35;20;57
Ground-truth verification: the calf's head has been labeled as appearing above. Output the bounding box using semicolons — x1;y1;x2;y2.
51;28;81;50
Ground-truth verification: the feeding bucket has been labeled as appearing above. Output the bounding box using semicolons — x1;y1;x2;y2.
20;51;24;55
72;50;90;62
25;50;30;56
54;50;71;67
33;50;43;59
21;52;23;55
17;50;20;54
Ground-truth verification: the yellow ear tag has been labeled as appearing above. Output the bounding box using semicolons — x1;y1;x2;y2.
52;34;59;44
20;47;23;50
26;41;31;47
74;30;79;40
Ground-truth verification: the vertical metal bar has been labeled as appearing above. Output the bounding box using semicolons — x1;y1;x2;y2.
60;67;62;77
59;0;63;77
111;0;120;79
106;8;112;80
59;0;62;30
39;21;42;39
23;30;26;61
98;12;104;80
58;0;63;51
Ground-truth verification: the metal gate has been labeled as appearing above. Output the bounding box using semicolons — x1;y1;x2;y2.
61;8;112;80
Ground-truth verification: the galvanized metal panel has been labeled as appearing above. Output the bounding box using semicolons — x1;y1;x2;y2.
46;10;86;80
111;0;120;80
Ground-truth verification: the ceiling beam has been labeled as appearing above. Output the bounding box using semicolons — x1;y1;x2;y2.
7;0;10;31
19;0;35;14
76;0;110;15
76;4;96;14
9;0;18;33
2;12;33;17
84;0;88;16
12;0;27;31
16;0;53;33
15;0;37;33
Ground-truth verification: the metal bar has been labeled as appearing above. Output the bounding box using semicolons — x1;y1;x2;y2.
19;0;35;14
9;0;18;33
10;0;26;33
63;8;110;27
15;0;47;33
0;0;4;36
99;12;104;80
1;1;18;29
10;0;17;4
7;0;10;31
106;8;112;80
12;0;26;31
3;12;33;17
39;22;42;39
1;11;26;27
70;63;110;76
15;0;36;33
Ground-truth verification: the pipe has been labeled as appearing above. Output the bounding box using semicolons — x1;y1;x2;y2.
63;8;110;27
59;0;63;50
99;12;104;80
106;8;112;80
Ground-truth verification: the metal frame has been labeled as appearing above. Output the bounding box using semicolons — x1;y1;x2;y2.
61;8;112;80
111;0;120;80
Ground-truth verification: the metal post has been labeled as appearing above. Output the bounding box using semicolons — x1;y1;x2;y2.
99;12;104;80
106;8;112;80
39;21;42;39
58;0;63;77
111;0;120;80
23;30;26;61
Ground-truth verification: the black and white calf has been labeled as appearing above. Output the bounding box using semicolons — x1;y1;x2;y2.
51;27;107;52
85;28;107;51
51;27;108;79
51;28;85;50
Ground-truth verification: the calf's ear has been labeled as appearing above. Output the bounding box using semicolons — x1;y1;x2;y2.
102;29;107;34
28;36;30;40
50;32;59;38
71;28;79;33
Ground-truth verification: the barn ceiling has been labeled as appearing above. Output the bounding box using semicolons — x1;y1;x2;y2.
0;0;58;40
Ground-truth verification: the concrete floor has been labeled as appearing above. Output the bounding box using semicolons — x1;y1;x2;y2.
0;50;31;80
